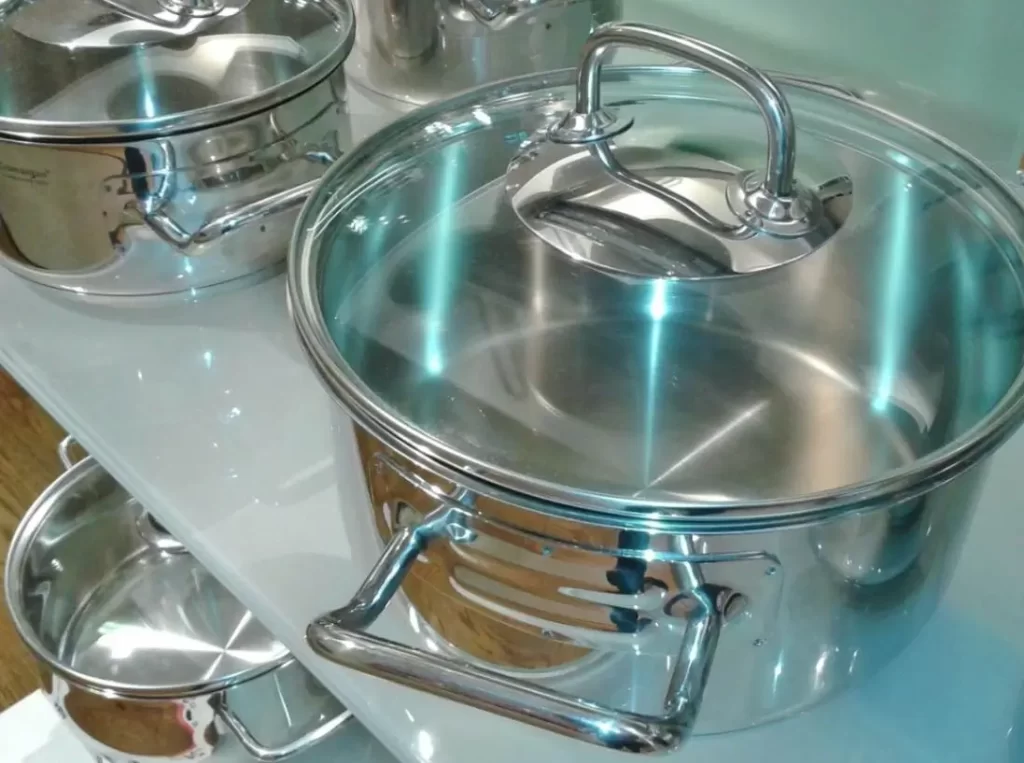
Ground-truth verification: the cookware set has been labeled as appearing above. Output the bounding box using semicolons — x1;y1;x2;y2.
5;2;1024;759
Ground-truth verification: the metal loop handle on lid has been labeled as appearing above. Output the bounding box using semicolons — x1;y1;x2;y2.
548;23;821;236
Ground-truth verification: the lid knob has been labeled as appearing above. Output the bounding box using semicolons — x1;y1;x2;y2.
507;23;846;280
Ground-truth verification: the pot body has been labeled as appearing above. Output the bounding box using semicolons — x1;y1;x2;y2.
350;426;980;733
0;68;349;297
346;0;621;106
6;447;352;761
41;666;221;762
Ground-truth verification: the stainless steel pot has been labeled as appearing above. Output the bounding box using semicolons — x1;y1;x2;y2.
288;22;1024;754
0;0;354;297
346;0;620;106
4;436;353;762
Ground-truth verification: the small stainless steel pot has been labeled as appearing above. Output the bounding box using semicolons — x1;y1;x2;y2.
5;437;353;762
289;21;1024;755
0;0;354;297
347;0;620;106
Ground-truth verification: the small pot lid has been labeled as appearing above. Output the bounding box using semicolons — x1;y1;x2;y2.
0;0;354;140
290;24;1024;526
5;452;289;698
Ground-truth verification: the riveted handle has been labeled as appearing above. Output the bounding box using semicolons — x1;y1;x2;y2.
142;178;323;254
214;659;354;762
307;454;721;754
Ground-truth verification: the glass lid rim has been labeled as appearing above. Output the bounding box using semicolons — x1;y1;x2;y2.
288;64;1024;529
3;456;291;698
0;0;354;142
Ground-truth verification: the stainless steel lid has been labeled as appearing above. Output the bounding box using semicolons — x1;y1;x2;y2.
290;24;1024;528
4;448;289;698
0;0;354;140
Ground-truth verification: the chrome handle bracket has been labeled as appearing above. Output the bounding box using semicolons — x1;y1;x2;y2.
141;178;322;255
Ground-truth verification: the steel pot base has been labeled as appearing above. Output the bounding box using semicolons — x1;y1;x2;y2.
317;426;978;740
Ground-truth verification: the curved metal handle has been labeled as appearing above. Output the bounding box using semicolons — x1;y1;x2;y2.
307;503;720;753
57;435;84;471
214;661;354;762
142;178;320;255
555;23;795;202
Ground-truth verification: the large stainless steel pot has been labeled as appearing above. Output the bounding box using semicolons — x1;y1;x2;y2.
289;22;1024;754
0;0;354;297
4;437;353;761
347;0;620;106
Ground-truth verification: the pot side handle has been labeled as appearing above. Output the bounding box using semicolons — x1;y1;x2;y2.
306;504;721;754
213;662;355;763
141;178;321;256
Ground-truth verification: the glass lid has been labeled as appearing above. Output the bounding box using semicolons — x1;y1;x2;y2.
0;0;354;139
291;25;1024;522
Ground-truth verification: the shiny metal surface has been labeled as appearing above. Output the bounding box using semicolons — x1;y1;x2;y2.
0;0;354;139
308;450;720;753
290;63;1024;526
308;426;978;749
0;64;349;295
510;25;838;280
292;56;1024;745
5;447;352;761
346;0;619;107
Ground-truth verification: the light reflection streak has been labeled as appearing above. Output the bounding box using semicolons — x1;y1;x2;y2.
423;144;465;376
640;400;770;494
416;730;435;761
642;280;668;484
95;621;281;664
873;171;915;411
813;649;831;692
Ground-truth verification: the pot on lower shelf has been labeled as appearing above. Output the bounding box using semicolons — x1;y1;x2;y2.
5;437;353;762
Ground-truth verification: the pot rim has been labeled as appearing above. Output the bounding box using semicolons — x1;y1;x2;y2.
0;0;355;143
3;455;291;700
288;65;1024;533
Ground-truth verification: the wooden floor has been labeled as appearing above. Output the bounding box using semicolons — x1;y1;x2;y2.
0;370;65;709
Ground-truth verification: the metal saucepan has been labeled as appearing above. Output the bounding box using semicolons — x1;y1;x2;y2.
289;22;1024;754
347;0;621;107
0;0;354;297
5;436;353;761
